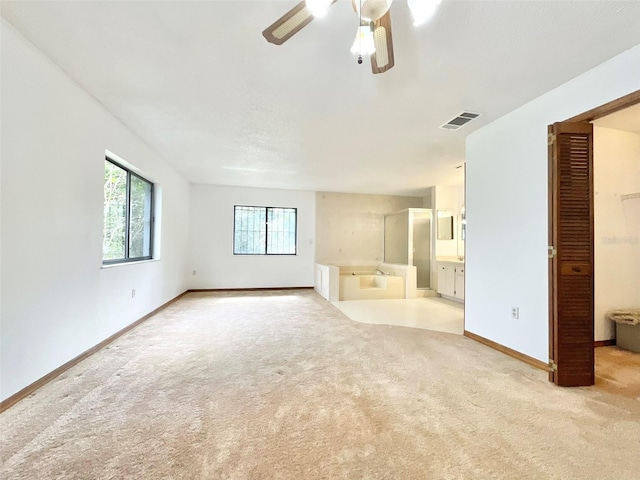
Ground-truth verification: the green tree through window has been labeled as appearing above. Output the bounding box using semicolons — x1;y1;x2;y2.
103;158;153;263
233;206;296;255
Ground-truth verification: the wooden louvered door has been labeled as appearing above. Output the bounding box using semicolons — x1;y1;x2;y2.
548;121;594;386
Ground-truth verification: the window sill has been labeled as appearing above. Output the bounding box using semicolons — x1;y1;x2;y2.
232;254;298;256
101;258;160;269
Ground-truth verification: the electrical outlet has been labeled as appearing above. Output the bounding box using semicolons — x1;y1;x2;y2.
192;270;197;275
132;289;136;298
511;306;519;319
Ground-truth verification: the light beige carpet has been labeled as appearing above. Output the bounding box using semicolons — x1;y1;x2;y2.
2;289;639;479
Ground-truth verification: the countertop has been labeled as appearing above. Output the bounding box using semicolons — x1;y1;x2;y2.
436;257;465;264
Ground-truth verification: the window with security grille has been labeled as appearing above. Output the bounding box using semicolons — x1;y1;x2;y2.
233;206;297;255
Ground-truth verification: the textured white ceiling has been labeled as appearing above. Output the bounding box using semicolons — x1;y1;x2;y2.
3;1;640;195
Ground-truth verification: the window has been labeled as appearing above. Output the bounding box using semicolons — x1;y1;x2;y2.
233;206;297;255
103;158;154;263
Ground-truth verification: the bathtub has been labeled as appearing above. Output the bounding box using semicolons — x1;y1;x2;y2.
314;263;416;302
339;273;405;301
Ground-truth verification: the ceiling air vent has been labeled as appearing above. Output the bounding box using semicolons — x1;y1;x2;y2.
440;112;481;130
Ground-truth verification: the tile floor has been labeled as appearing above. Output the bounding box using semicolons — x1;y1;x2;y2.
333;295;464;335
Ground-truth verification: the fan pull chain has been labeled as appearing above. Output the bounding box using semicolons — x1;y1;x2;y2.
357;0;363;64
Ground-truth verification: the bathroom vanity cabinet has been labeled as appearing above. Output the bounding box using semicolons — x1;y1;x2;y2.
437;261;464;302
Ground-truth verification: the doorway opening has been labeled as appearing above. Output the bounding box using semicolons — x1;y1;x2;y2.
548;90;640;391
591;103;640;398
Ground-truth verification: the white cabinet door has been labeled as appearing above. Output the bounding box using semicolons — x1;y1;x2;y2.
437;263;456;296
444;265;456;297
454;267;465;300
437;264;448;295
437;262;464;300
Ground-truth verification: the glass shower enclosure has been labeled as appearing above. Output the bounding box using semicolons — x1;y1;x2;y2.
383;208;433;289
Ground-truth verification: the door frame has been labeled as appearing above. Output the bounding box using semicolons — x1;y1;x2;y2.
548;89;640;384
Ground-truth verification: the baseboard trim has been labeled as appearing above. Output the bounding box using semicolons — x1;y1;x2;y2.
0;290;189;413
464;330;548;371
594;339;616;347
188;287;314;292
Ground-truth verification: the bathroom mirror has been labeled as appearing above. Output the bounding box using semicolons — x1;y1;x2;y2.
437;211;454;240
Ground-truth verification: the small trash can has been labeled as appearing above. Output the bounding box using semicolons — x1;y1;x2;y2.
607;309;640;353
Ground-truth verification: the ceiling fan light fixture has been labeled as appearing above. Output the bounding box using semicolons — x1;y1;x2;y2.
351;24;376;57
353;0;393;22
408;0;442;26
306;0;333;18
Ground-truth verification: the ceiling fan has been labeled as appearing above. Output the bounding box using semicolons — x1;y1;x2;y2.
262;0;442;75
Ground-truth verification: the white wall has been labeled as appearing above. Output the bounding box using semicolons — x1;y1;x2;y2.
315;192;422;264
0;22;190;401
593;126;640;340
423;186;434;209
189;185;315;289
466;43;640;362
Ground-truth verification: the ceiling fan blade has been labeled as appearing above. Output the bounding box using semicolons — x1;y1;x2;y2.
370;10;395;74
263;1;338;46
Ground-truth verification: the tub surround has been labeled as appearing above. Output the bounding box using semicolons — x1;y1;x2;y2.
314;264;340;302
376;263;418;299
314;263;417;302
339;274;404;301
